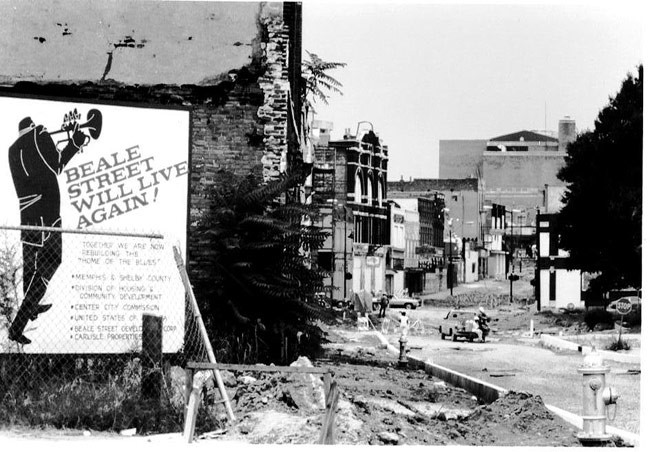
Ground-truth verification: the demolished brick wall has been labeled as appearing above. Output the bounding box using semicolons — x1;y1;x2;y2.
0;2;301;284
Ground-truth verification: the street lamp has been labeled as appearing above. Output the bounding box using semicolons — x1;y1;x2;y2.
443;208;457;296
507;208;521;303
447;222;454;296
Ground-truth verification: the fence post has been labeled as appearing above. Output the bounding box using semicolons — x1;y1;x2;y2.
323;371;332;401
319;379;339;444
142;314;163;401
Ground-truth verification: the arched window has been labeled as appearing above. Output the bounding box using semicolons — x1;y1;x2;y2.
366;174;373;204
354;172;363;203
377;178;384;206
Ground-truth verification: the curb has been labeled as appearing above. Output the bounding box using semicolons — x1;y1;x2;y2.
373;331;640;447
581;348;640;365
540;334;640;364
540;334;583;352
372;331;508;403
546;404;640;447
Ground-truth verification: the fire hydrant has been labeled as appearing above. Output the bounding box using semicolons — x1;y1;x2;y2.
398;335;408;368
577;347;619;446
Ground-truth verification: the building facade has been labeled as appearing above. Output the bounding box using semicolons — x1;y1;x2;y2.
439;118;577;270
386;201;406;296
312;127;390;301
388;178;481;241
440;119;576;217
535;214;582;311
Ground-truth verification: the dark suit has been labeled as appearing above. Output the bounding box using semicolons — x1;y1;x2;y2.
8;123;84;340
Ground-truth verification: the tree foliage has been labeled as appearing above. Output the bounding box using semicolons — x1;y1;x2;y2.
557;65;643;297
302;50;346;111
290;51;346;162
194;168;332;364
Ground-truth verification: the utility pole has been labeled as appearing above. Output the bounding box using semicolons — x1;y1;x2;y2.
508;209;521;303
449;228;454;296
343;207;347;301
509;209;513;303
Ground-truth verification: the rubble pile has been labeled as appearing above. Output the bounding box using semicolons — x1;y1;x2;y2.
200;338;583;445
456;391;582;446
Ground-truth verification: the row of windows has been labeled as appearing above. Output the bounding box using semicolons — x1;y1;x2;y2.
354;215;389;246
353;171;385;206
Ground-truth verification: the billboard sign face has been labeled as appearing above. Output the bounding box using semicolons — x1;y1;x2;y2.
0;94;190;353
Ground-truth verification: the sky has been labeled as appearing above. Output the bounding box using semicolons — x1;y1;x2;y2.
302;1;644;181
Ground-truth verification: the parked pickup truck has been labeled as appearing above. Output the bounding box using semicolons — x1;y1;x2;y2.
439;309;479;342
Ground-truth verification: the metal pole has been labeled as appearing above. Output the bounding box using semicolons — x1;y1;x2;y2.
343;206;347;302
0;224;163;239
331;203;335;306
509;210;513;304
509;273;513;304
449;228;453;296
331;147;337;305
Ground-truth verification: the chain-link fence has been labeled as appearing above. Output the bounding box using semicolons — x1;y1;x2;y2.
0;225;218;433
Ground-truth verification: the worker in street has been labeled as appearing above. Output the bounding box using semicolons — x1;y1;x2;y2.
472;315;484;342
477;306;490;342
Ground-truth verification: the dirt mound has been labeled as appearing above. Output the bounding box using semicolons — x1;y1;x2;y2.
207;338;583;446
456;391;582;446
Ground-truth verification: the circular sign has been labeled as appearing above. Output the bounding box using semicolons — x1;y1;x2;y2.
615;298;633;315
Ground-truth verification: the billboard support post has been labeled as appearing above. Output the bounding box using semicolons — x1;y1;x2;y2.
142;314;163;401
173;246;235;421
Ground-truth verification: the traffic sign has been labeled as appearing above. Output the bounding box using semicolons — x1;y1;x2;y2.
615;298;633;315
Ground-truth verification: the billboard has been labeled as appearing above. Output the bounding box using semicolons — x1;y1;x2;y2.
0;94;190;353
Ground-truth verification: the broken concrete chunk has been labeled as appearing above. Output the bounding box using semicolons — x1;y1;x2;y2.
221;370;237;386
378;431;400;445
238;375;258;385
290;356;314;367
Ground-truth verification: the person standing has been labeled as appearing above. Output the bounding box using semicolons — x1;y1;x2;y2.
379;293;389;318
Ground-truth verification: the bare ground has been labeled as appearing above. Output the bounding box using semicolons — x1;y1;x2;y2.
204;330;585;446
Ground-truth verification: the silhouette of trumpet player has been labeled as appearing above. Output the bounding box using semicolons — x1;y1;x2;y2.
8;109;99;344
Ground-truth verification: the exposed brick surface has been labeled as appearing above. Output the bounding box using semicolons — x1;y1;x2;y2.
0;4;298;286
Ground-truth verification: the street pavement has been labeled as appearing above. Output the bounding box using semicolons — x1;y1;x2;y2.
379;325;641;434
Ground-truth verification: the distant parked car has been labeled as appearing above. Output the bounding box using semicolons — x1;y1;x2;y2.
388;295;422;310
439;309;479;342
371;294;422;310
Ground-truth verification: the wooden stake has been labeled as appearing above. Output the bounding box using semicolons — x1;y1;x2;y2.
173;246;235;421
319;379;339;444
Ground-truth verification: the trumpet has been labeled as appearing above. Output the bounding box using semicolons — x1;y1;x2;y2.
49;108;103;148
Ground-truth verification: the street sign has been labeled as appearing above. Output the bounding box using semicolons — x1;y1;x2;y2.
615;298;633;315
